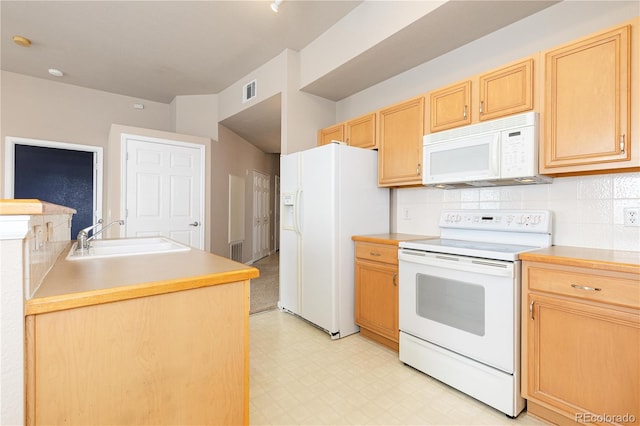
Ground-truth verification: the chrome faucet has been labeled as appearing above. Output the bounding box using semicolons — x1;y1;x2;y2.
75;219;125;252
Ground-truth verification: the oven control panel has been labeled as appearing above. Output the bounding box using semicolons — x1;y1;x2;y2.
439;209;552;233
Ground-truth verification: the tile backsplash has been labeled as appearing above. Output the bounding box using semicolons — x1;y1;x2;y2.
395;172;640;252
26;213;72;298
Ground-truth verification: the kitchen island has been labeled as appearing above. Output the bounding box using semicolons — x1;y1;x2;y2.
25;242;259;426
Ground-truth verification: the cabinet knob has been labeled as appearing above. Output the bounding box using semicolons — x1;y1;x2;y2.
463;105;468;119
620;134;626;155
393;273;397;287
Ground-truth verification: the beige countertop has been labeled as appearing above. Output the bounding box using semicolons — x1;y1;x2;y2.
352;233;437;245
27;242;259;315
0;199;76;215
520;245;640;275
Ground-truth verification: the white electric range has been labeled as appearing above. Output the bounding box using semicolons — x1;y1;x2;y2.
398;209;552;417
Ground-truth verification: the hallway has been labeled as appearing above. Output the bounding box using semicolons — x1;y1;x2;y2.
250;251;279;314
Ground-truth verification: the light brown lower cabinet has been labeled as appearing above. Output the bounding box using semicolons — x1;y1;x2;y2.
522;260;639;426
25;281;250;426
354;240;400;351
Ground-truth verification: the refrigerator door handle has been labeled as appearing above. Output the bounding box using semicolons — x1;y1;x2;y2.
294;189;302;235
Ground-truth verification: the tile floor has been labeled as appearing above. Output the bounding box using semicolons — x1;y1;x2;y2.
250;310;546;425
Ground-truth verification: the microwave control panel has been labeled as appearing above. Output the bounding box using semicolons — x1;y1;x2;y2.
500;125;535;178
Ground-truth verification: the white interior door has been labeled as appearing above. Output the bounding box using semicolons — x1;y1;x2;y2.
252;170;270;261
124;136;204;249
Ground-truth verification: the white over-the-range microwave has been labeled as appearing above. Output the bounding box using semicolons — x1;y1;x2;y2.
423;111;552;188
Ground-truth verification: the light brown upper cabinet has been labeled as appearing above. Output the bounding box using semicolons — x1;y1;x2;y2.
317;113;376;148
478;58;533;122
378;95;425;187
541;20;639;175
429;81;472;132
317;123;344;146
429;57;535;133
346;113;377;149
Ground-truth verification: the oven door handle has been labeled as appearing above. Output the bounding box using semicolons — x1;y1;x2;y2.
399;249;514;277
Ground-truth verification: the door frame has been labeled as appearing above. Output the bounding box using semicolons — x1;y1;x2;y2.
120;133;205;246
3;136;103;222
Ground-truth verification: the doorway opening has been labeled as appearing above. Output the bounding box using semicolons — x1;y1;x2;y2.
4;137;103;237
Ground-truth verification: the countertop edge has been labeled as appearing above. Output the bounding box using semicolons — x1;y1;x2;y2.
0;199;77;215
520;247;640;275
26;267;259;316
352;233;437;245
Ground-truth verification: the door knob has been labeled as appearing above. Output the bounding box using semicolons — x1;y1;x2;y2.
189;221;200;227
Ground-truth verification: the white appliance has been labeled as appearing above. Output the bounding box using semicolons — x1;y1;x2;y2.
279;143;389;339
423;112;552;188
398;209;552;417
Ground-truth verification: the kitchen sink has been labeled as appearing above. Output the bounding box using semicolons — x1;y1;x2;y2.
66;236;191;260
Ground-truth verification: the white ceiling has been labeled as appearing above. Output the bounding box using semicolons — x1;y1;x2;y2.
1;1;557;154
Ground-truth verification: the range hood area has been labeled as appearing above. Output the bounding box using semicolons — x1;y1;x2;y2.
422;112;553;189
426;175;552;190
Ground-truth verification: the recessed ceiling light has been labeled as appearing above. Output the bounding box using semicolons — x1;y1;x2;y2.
12;35;31;47
48;68;64;77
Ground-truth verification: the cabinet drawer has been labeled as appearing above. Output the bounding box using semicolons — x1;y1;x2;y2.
355;242;398;265
527;265;640;309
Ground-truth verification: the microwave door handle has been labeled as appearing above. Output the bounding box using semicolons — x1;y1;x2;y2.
492;134;501;177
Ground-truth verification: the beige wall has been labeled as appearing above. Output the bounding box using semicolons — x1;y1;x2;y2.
283;49;335;155
214;125;279;262
0;72;281;258
218;50;287;123
0;71;172;197
171;94;219;139
300;1;443;89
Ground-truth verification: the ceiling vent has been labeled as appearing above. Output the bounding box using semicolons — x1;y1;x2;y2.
242;79;257;103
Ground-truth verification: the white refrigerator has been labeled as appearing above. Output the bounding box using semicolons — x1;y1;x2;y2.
279;143;389;339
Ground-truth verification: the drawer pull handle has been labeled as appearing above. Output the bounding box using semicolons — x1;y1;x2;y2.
571;284;602;292
393;273;397;287
370;252;381;256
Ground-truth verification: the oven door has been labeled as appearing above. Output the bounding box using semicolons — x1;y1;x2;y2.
398;248;520;374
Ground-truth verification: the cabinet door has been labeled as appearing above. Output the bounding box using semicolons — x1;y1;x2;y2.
479;58;533;122
355;259;398;343
346;113;376;149
526;294;640;422
378;96;424;186
317;124;344;146
429;80;471;132
542;25;631;173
